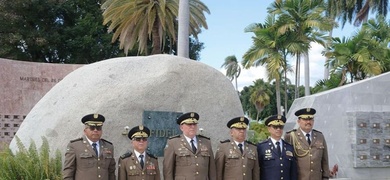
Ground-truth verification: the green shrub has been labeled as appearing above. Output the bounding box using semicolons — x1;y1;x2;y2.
248;121;270;144
0;136;62;180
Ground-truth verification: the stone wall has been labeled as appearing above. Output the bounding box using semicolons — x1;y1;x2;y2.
285;72;390;180
0;58;81;148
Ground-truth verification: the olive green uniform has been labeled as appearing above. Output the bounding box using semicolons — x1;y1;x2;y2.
163;134;217;180
284;128;330;180
118;151;160;180
63;136;116;180
215;139;260;180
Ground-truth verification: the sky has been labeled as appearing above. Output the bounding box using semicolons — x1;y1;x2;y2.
197;0;360;91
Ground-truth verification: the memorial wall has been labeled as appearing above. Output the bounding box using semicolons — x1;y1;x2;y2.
0;58;81;148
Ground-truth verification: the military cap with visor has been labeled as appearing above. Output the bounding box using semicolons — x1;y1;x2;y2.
264;115;286;126
177;112;199;125
295;108;316;119
81;113;105;126
128;125;150;140
227;116;249;129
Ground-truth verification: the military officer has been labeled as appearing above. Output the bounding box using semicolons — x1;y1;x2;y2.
163;112;217;180
63;113;116;180
284;108;330;180
215;116;260;180
257;115;297;180
118;125;160;180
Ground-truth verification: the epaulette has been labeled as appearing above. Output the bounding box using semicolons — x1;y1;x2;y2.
147;153;157;159
101;138;113;145
168;134;180;139
258;139;269;145
70;137;82;143
286;129;297;134
220;139;230;143
120;152;132;159
245;140;256;146
313;129;322;134
198;134;210;140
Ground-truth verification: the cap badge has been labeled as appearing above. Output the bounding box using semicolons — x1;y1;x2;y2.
277;115;281;119
306;108;311;112
139;125;144;130
240;117;244;121
190;112;194;117
93;114;99;119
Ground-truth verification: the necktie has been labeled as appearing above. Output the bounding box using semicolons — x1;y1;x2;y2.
190;139;197;153
92;143;98;156
306;133;311;145
139;154;144;169
238;143;243;154
276;141;281;156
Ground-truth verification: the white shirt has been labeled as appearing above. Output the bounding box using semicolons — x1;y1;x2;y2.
86;137;100;155
270;137;282;152
134;150;145;163
301;129;312;142
184;135;198;149
234;140;245;150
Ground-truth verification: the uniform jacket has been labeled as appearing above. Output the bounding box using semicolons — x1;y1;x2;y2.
163;134;217;180
63;136;116;180
257;138;297;180
215;139;260;180
117;150;160;180
284;128;330;180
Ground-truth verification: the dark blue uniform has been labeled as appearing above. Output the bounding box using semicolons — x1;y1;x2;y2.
257;138;298;180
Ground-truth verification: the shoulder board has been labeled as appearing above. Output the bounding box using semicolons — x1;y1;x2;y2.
220;139;230;143
70;137;82;143
168;134;180;139
286;129;297;134
147;153;157;159
101;138;113;145
120;152;132;159
258;139;269;145
198;134;210;140
313;129;322;134
245;140;256;146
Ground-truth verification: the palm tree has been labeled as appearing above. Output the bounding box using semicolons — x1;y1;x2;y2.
353;0;389;26
221;55;241;91
101;0;209;55
243;15;299;115
249;79;272;121
242;15;284;115
268;0;334;97
324;17;389;83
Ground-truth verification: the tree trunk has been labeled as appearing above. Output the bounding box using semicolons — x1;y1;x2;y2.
294;54;300;99
283;69;288;116
178;0;189;58
304;52;310;96
324;29;333;79
151;20;161;55
276;79;281;115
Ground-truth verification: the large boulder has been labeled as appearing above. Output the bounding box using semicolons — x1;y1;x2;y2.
10;55;243;161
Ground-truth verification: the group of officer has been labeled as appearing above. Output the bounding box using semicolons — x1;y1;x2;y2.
62;107;329;180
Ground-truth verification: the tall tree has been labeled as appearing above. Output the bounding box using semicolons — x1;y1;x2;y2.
249;79;272;121
268;0;334;97
0;0;124;63
221;55;241;91
243;15;297;115
324;16;390;83
101;0;210;55
353;0;389;26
